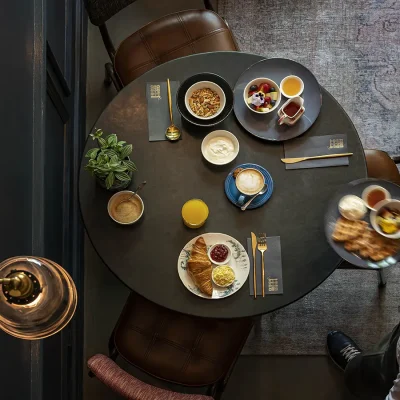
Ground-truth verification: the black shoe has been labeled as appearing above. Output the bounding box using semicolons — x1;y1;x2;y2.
327;331;362;371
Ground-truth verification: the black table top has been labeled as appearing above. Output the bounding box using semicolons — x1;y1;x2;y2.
79;52;367;318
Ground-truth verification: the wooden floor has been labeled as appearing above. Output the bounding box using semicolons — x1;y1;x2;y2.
84;1;358;398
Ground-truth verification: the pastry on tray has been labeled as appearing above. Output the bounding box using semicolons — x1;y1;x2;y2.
332;217;400;261
331;218;368;242
187;237;213;296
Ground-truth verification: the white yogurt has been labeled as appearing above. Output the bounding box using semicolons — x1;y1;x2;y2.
205;137;235;163
338;195;367;220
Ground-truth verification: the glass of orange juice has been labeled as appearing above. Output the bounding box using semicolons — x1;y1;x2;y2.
182;199;209;228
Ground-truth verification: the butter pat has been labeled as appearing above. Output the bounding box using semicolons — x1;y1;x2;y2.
338;195;367;221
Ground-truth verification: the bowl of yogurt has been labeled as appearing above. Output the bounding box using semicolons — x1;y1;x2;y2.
338;195;367;221
201;130;239;166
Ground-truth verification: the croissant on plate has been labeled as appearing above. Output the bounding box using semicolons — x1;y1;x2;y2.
187;237;213;296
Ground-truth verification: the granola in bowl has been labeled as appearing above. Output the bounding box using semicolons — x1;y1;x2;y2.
184;80;226;120
189;88;221;118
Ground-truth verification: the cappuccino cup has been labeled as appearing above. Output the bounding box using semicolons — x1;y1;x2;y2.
235;168;265;205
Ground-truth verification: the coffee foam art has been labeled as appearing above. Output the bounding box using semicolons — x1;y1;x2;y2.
236;169;264;195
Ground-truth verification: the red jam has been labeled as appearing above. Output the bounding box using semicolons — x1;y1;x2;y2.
210;244;229;263
283;102;301;117
367;189;386;208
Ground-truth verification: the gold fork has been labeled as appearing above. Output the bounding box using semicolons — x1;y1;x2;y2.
257;233;267;297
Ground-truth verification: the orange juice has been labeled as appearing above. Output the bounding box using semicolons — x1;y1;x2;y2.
282;77;302;97
182;199;209;228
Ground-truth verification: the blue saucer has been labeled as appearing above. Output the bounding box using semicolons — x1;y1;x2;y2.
225;163;274;209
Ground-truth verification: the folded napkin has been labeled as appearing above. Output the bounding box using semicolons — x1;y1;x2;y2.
283;134;349;170
146;81;181;141
246;236;283;296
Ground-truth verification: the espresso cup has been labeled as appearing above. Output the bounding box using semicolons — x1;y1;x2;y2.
235;168;265;205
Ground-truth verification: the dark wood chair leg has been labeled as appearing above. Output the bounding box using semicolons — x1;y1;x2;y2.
203;0;215;11
378;269;388;287
108;328;119;361
99;23;116;61
104;64;112;86
105;63;123;91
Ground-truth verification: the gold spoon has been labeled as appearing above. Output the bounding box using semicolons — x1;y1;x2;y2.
117;181;146;206
165;79;181;141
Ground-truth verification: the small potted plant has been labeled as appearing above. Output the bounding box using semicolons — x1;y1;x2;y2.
85;128;137;190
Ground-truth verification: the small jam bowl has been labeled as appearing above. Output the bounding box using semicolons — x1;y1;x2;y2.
201;130;239;166
370;199;400;239
361;185;391;211
212;265;236;287
107;191;144;225
243;77;281;114
208;243;232;265
280;75;304;98
185;81;226;120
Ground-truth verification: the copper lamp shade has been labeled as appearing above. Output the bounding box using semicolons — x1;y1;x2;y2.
0;256;77;340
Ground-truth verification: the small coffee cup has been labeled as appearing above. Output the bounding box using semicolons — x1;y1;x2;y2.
277;96;305;126
235;168;265;205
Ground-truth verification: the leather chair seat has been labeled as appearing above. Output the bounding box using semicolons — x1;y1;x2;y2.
114;10;239;85
113;292;253;386
365;149;400;184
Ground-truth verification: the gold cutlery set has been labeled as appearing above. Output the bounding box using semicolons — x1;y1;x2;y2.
251;232;267;298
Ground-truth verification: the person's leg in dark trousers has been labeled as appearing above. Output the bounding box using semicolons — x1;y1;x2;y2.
327;323;400;399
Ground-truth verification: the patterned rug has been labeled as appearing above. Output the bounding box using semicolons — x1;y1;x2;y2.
242;268;400;355
218;0;400;160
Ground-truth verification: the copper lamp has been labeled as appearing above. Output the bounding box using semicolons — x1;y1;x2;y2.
0;256;77;339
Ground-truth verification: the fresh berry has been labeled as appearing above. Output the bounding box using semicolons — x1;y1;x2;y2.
271;100;276;106
259;82;271;93
248;90;256;97
250;85;258;92
264;96;271;104
270;87;276;92
254;105;261;111
250;103;256;109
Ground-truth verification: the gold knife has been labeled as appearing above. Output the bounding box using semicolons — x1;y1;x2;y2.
251;232;257;299
281;152;353;164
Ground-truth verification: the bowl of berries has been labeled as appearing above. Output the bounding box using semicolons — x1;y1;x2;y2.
243;78;281;114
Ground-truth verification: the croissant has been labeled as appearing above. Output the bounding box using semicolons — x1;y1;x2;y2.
187;237;213;296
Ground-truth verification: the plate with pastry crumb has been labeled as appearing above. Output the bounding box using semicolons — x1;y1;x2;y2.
177;233;250;299
325;178;400;269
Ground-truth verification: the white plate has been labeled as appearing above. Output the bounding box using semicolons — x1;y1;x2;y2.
177;233;250;299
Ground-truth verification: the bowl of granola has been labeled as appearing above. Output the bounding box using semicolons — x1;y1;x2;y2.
185;81;226;120
177;73;233;127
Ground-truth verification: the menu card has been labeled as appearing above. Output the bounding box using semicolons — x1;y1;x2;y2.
283;134;349;170
246;236;283;296
146;82;181;141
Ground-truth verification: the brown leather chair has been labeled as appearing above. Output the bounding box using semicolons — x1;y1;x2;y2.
84;0;239;90
364;149;400;185
88;292;253;399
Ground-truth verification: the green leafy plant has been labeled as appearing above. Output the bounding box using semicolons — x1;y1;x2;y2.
85;128;137;189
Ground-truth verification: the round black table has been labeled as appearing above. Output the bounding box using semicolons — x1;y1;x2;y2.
79;52;367;318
